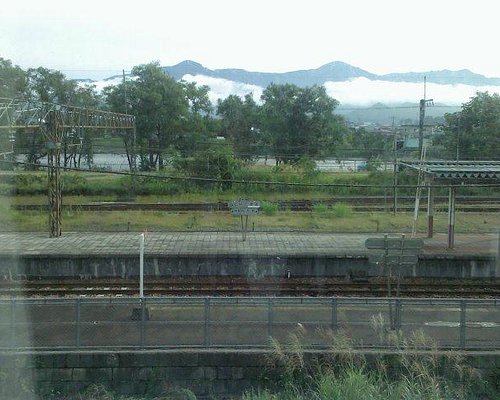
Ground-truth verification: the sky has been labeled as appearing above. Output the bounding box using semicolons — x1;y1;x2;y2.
1;0;500;80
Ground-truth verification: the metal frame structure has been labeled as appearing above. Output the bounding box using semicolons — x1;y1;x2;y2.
399;160;500;248
0;98;135;237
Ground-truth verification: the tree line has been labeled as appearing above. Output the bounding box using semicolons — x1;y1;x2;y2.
1;58;498;175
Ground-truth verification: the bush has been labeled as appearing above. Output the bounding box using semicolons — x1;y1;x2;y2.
260;201;278;216
312;203;329;216
332;202;352;218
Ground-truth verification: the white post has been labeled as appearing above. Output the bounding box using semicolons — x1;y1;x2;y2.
139;233;144;298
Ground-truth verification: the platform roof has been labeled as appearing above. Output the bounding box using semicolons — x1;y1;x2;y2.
399;160;500;182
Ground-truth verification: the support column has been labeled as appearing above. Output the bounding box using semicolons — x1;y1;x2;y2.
447;186;456;249
496;231;500;278
427;184;434;238
47;145;62;237
45;110;63;238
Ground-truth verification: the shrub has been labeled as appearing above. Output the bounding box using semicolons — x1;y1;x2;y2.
332;202;352;218
260;201;278;216
312;203;329;216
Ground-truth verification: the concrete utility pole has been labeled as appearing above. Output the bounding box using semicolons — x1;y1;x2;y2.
418;77;434;156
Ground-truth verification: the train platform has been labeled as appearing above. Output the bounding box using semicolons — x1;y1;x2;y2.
0;231;497;258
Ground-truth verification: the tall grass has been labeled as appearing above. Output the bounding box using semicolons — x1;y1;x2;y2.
245;323;495;400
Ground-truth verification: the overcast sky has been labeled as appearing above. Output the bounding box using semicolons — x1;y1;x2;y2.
1;0;499;80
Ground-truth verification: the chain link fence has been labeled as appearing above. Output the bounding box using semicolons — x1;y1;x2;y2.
0;297;499;350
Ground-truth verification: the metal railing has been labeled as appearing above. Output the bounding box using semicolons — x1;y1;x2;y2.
0;297;499;351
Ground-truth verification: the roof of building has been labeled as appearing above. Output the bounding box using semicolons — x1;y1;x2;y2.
399;160;500;182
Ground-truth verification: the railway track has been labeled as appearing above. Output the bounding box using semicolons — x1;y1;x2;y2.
11;196;500;213
2;278;499;298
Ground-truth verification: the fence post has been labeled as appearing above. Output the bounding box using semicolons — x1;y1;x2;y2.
140;298;146;349
395;299;402;330
204;298;211;347
75;298;81;349
331;298;338;330
459;300;466;349
10;298;16;349
267;298;274;339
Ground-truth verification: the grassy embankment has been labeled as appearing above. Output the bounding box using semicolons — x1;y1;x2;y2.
0;168;498;233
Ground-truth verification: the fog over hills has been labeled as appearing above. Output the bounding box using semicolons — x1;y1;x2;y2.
163;60;500;87
89;60;500;123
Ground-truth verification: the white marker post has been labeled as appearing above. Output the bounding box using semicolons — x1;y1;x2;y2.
139;233;145;298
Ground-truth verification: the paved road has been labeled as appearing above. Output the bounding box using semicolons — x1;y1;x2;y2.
0;232;497;257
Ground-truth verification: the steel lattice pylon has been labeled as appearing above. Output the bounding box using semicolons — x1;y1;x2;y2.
0;98;135;237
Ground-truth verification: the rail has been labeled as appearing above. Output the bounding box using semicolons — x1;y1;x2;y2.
2;279;500;297
0;297;499;351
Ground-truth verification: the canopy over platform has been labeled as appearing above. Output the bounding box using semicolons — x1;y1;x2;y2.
399;160;500;183
398;160;500;249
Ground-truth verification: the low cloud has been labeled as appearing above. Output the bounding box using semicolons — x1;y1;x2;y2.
85;74;500;108
324;77;500;106
182;74;263;104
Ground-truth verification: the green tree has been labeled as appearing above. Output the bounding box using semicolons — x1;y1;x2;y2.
173;141;241;190
105;63;216;170
176;81;215;157
14;67;101;169
132;62;189;170
434;92;500;160
340;127;390;159
260;84;345;164
0;58;26;98
24;67;78;103
217;93;261;161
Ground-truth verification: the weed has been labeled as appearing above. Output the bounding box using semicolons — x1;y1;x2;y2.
260;201;278;216
312;203;329;216
332;202;352;218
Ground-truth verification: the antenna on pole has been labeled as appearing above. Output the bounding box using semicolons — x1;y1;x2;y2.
423;75;426;101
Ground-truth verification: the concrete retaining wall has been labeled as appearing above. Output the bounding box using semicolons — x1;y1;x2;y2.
0;254;497;280
1;350;499;399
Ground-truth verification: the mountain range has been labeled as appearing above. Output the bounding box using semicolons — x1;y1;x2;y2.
94;60;500;124
159;60;500;87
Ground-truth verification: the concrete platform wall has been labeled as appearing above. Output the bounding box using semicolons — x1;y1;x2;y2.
0;254;496;279
1;350;499;399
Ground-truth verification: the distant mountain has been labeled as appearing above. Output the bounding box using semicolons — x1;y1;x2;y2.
162;60;500;87
381;69;500;86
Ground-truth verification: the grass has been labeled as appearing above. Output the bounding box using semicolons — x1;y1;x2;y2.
0;197;498;234
251;324;496;400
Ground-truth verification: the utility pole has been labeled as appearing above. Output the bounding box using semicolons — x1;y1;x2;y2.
392;116;398;215
418;77;434;156
123;69;137;171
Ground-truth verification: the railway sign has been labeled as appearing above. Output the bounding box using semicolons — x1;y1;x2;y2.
228;199;261;241
228;200;261;216
365;237;424;250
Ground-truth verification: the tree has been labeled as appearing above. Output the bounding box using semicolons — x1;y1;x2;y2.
105;62;190;170
339;127;390;159
217;93;261;161
104;63;217;170
10;66;100;169
434;92;500;160
0;58;26;98
172;141;241;190
260;84;345;164
176;81;215;157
